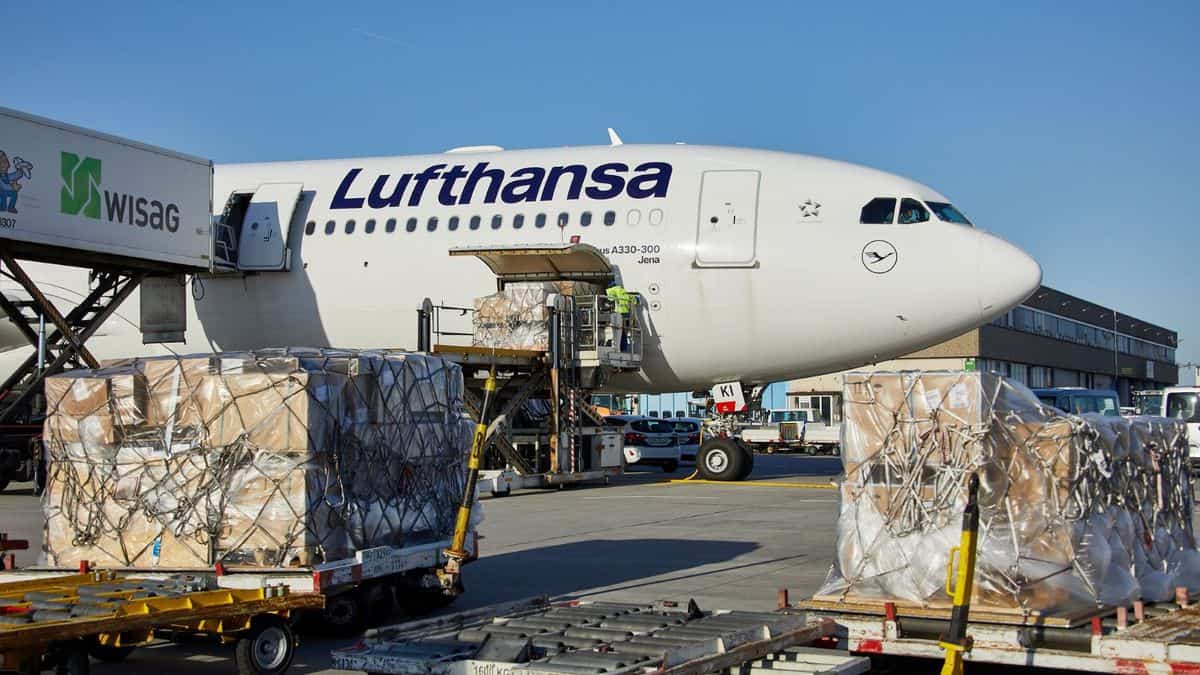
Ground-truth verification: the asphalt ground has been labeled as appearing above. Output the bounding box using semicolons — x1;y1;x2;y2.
0;454;847;674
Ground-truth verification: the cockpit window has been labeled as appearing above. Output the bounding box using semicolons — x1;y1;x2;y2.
860;198;896;224
898;198;930;224
925;201;973;225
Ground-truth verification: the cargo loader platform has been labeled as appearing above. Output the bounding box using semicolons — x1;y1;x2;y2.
418;244;644;494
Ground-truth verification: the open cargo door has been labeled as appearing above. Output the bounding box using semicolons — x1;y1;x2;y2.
236;183;302;271
449;243;615;285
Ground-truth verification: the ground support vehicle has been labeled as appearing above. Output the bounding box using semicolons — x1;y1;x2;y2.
739;409;807;454
332;596;868;675
2;537;478;641
794;592;1200;673
0;107;217;494
0;568;323;674
1160;387;1200;470
419;244;643;495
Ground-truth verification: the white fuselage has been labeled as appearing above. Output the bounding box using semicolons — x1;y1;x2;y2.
0;144;1041;393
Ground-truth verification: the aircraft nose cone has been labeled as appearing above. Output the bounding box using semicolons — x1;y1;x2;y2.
978;231;1041;321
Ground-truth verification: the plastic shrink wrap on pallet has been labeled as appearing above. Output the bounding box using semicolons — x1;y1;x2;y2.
817;371;1199;614
41;348;474;569
472;281;603;351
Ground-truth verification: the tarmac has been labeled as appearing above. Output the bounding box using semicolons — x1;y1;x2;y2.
0;454;845;674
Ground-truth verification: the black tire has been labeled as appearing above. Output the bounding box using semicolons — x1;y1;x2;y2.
318;590;365;637
661;460;679;473
0;471;10;494
234;615;295;675
696;439;746;481
54;641;90;675
361;581;394;626
87;640;135;663
736;444;755;480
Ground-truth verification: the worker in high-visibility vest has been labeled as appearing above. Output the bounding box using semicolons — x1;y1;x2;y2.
606;283;637;351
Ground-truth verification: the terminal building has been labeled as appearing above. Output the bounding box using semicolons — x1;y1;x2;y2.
786;285;1178;425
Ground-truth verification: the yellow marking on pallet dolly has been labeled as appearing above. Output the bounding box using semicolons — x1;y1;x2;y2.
667;478;838;489
0;582;323;649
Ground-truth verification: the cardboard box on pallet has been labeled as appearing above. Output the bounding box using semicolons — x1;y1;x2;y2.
41;348;473;569
821;370;1200;615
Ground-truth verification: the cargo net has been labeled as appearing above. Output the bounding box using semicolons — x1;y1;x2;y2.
816;370;1200;615
472;281;603;351
42;348;475;569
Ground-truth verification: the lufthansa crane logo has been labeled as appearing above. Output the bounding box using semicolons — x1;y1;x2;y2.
861;240;898;274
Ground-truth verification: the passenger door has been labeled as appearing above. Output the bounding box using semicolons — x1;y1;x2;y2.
695;170;760;267
237;183;303;271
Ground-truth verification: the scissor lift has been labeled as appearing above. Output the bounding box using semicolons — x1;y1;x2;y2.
418;244;643;494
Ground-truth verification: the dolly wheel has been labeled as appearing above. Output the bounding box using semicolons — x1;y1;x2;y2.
54;641;90;675
235;614;295;675
87;640;136;662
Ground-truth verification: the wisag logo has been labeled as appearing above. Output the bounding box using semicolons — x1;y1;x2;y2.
60;152;102;219
60;151;181;231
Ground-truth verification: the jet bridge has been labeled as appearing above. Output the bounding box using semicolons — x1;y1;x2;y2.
417;243;644;493
0;107;215;489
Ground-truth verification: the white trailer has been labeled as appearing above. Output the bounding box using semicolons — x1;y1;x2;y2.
0;106;212;270
0;107;215;491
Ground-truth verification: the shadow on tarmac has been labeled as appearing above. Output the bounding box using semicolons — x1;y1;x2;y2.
458;538;759;608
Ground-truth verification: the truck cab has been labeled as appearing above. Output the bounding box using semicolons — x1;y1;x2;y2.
1161;387;1200;467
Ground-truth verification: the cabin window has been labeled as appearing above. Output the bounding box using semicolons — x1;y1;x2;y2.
324;220;336;235
406;217;418;233
557;212;569;227
603;211;616;226
364;219;376;234
860;198;897;225
305;221;316;236
427;216;438;232
345;220;356;234
898;198;930;224
580;212;592;227
469;215;481;231
448;216;460;231
535;213;547;228
491;215;503;230
513;214;525;229
385;218;397;233
627;210;641;226
649;209;663;226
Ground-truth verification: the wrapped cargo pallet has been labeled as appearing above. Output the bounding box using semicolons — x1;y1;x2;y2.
41;348;473;569
817;371;1200;616
472;281;603;351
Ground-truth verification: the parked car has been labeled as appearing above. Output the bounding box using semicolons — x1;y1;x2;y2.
671;417;704;462
1031;387;1120;417
604;415;681;472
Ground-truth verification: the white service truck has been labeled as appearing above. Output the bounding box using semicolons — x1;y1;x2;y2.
1159;386;1200;468
739;409;808;453
0;107;213;492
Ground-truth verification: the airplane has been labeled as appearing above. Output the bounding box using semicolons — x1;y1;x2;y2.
0;140;1040;403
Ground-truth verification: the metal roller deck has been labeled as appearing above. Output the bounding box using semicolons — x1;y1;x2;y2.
333;597;868;675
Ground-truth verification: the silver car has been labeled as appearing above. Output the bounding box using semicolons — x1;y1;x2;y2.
604;415;681;472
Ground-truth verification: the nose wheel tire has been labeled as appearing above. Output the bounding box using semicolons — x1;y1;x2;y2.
697;440;750;481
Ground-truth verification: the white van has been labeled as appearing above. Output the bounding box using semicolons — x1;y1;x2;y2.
1161;387;1200;467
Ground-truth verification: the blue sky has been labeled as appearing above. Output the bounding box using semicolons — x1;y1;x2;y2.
8;1;1199;373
